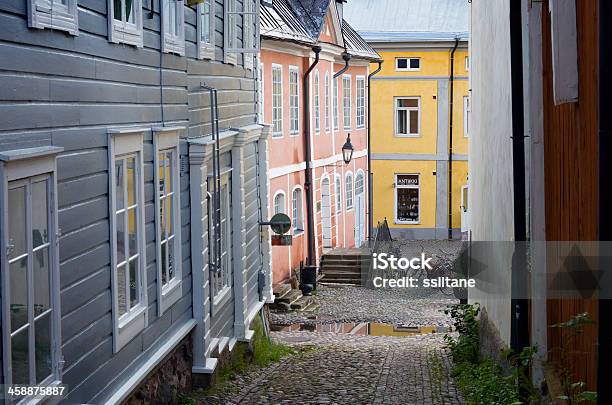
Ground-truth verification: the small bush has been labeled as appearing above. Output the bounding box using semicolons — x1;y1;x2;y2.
251;316;294;367
454;360;519;405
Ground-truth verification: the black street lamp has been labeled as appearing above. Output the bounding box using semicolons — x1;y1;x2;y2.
342;134;354;164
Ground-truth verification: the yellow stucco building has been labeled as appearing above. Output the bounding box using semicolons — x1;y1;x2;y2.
345;1;470;239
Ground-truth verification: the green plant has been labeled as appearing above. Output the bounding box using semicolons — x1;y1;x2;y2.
251;316;294;367
454;360;519;405
444;303;480;365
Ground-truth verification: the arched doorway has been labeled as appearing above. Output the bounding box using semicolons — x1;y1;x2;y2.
321;177;332;248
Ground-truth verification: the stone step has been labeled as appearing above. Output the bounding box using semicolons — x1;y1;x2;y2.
321;255;372;262
290;295;313;310
275;289;302;306
319;276;362;285
300;301;319;312
320;259;371;267
321;272;361;280
320;264;364;272
272;283;292;300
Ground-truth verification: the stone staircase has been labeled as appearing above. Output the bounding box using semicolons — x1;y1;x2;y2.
270;283;319;312
319;248;372;285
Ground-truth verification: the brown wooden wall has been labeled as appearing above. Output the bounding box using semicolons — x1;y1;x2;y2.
541;0;599;391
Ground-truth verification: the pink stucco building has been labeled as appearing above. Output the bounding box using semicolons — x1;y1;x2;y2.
259;0;379;284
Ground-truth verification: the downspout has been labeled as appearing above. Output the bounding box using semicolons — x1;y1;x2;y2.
367;60;383;241
599;0;612;401
448;38;459;240
334;52;352;79
303;45;322;266
509;0;529;358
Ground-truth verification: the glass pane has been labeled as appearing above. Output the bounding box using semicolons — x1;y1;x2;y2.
397;188;419;222
174;0;181;36
35;313;52;383
115;160;125;210
168;237;175;280
33;247;50;317
32;180;49;248
410;110;419;134
158;152;165;197
161;241;167;285
165;151;173;194
114;0;122;20
10;257;28;332
117;264;127;316
129;259;138;307
8;186;26;260
128;208;138;258
165;194;173;237
202;1;210;43
397;110;407;134
398;99;418;108
397;59;407;69
126;0;135;24
160;196;166;240
410;58;420;69
116;211;126;264
11;328;29;385
127;157;137;207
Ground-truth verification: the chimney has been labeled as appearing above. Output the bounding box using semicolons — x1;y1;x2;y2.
336;0;346;22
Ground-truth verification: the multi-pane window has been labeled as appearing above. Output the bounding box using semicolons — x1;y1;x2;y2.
258;63;265;124
343;76;351;129
314;70;320;133
209;181;232;301
292;188;303;234
335;175;342;213
224;0;259;65
224;0;237;64
2;153;61;391
324;73;330;132
464;96;471;137
395;174;420;224
109;129;147;351
355;172;364;196
273;192;285;214
29;0;78;34
197;0;215;59
272;65;283;137
243;0;255;70
345;172;353;209
396;57;420;71
162;0;185;55
109;0;143;47
154;128;182;313
395;97;420;136
333;77;339;130
356;77;365;128
289;67;299;135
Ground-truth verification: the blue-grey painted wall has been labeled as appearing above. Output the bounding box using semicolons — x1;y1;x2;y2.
0;0;263;402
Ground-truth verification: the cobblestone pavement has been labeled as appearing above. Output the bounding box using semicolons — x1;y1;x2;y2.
196;332;463;404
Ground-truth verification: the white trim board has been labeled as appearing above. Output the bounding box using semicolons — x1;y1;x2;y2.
269;149;368;179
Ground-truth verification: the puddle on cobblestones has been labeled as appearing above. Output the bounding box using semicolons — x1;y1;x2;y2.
270;321;450;336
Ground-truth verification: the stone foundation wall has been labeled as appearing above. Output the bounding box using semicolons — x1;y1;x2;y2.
124;336;193;405
479;307;511;374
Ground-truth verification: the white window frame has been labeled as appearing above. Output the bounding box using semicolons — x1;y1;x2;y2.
258;62;265;124
333;76;339;130
289;66;300;135
395;57;421;72
108;0;143;47
197;0;215;60
291;186;304;235
273;191;286;214
28;0;78;35
465;56;470;72
464;96;470;138
1;146;64;397
324;72;330;133
108;128;148;352
335;174;342;213
271;64;283;138
153;127;183;315
394;97;421;137
394;174;420;224
161;0;185;55
210;172;232;307
356;76;365;129
314;70;321;134
243;0;255;70
342;75;352;130
224;0;260;64
345;171;353;210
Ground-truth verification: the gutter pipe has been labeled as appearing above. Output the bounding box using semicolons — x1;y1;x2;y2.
367;60;383;240
448;38;459;240
303;46;322;266
509;0;529;359
333;52;352;79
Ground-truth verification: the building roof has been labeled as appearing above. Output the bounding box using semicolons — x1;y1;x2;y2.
343;0;469;43
260;0;380;60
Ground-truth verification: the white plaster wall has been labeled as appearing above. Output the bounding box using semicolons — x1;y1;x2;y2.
468;0;515;345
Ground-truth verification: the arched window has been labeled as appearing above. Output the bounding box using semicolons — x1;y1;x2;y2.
355;171;364;196
335;174;342;213
314;70;320;133
273;192;285;214
291;187;303;233
345;172;353;209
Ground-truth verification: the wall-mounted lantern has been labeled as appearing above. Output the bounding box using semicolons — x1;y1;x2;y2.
342;134;354;164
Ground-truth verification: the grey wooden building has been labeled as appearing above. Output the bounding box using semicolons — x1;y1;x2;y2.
0;0;272;403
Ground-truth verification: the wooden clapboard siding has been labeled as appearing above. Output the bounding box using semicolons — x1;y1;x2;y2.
541;0;599;391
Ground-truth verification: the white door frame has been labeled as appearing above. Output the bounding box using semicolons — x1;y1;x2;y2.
321;177;332;248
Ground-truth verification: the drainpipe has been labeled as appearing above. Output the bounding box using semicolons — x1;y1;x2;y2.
303;46;322;266
334;52;352;79
509;0;529;360
367;60;383;241
599;0;612;401
448;38;459;240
